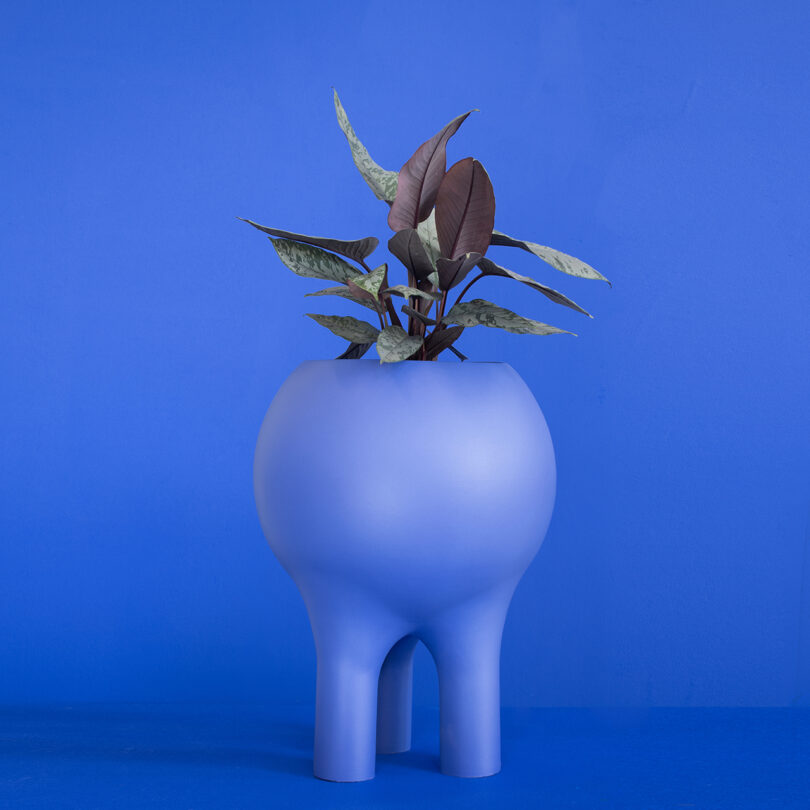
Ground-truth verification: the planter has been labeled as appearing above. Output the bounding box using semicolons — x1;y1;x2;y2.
253;359;556;781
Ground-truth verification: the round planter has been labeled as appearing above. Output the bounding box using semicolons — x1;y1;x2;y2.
253;359;556;781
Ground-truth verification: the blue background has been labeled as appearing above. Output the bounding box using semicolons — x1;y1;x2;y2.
2;0;809;712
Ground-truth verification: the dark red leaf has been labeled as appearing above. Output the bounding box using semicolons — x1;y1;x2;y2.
424;325;465;360
387;111;474;231
336;341;372;359
436;252;482;290
435;158;496;260
387;229;435;283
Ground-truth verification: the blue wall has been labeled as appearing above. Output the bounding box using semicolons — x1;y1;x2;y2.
2;0;808;708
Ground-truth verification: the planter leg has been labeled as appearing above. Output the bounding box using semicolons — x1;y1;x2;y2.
376;635;419;754
308;593;403;782
313;641;383;782
425;596;510;778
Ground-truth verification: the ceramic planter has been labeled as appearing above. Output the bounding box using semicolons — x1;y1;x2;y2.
253;360;555;781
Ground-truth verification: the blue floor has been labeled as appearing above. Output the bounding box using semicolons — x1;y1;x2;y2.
1;704;808;808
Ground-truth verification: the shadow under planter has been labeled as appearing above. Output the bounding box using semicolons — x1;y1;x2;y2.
253;360;555;781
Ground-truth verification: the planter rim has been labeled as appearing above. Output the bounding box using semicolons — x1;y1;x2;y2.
296;359;515;368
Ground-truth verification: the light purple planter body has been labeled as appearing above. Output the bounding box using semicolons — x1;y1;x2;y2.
253;360;556;781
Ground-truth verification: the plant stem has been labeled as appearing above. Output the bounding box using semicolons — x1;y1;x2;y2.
384;296;402;328
436;291;448;332
419;291;447;362
454;272;484;307
406;269;415;336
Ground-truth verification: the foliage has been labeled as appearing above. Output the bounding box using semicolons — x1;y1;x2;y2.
242;90;609;362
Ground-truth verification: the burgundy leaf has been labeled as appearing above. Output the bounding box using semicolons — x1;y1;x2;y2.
424;325;464;360
336;341;373;359
374;263;403;327
412;276;437;318
436;252;482;291
387;111;474;231
435;158;496;260
388;229;435;283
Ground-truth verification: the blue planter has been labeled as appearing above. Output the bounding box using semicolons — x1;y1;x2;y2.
254;360;556;781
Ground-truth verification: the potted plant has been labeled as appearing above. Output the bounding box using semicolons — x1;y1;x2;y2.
245;90;609;782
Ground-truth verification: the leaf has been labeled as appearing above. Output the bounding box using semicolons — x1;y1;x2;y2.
336;341;373;359
436;252;482;290
424;325;465;360
376;325;424;363
387;229;435;283
401;305;436;327
427;270;440;287
476;257;592;317
333;89;399;203
443;299;574;336
239;219;378;263
490;230;610;285
272;238;363;284
387;110;474;231
305;313;380;343
417;210;441;268
304;286;379;311
346;279;380;308
383;285;440;302
350;263;387;298
435;158;496;260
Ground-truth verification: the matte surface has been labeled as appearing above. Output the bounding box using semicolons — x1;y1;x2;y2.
2;704;808;808
253;360;555;779
2;0;810;709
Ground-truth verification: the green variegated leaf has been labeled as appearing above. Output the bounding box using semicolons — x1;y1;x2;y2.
346;279;378;308
384;285;441;301
427;270;440;288
417;210;441;268
333;89;399;203
306;313;380;343
443;299;574;336
304;286;379;311
272;238;363;283
476;256;592;317
351;263;387;298
376;325;423;363
239;219;378;262
491;230;610;285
